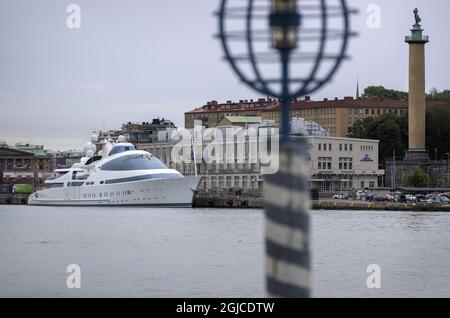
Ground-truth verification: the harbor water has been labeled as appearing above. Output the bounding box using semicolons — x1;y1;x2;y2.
1;206;450;297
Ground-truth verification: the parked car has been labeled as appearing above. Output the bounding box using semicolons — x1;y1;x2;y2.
404;194;416;203
332;193;349;200
415;194;426;202
365;193;374;202
437;196;450;204
384;194;396;202
355;190;365;200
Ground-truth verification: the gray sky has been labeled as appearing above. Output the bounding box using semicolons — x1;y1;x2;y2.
1;0;449;150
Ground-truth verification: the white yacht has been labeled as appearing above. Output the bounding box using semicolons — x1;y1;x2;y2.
28;135;201;207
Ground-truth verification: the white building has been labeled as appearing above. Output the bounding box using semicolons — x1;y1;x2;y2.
138;120;383;193
307;136;384;191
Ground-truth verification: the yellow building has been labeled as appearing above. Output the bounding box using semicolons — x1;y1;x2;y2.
186;97;449;137
261;96;448;137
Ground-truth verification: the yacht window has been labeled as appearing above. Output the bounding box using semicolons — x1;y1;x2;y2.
104;172;182;184
101;154;167;171
50;183;64;188
85;155;102;166
57;171;69;176
109;144;136;156
69;181;84;187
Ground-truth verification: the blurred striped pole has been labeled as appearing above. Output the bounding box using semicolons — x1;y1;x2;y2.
264;136;311;297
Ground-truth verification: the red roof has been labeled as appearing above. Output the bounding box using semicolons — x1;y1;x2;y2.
186;97;450;114
290;98;449;110
185;98;279;114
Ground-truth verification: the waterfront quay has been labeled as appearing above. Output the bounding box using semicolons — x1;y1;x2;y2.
193;192;450;211
0;193;28;205
3;192;450;212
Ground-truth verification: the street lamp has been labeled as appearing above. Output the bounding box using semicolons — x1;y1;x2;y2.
217;0;354;140
270;0;300;50
269;0;301;139
217;0;355;297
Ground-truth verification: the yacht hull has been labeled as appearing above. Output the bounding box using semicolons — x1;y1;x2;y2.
28;176;201;207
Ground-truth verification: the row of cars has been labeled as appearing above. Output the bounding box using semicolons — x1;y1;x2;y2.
332;190;450;205
407;193;450;204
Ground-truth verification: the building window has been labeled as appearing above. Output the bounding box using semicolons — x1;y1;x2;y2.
318;157;332;170
329;144;332;151
339;157;352;170
318;144;321;151
349;144;353;151
339;144;342;151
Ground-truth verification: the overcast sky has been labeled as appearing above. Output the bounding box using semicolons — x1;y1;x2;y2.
1;0;449;150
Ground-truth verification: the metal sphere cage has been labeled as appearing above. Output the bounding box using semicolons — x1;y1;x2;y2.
217;0;356;99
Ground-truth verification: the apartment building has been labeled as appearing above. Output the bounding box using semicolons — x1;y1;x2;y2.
263;96;450;137
12;143;54;180
0;146;35;180
184;98;278;129
187;97;449;137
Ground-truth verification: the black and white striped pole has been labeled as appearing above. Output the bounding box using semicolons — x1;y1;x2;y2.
264;137;311;296
217;0;354;297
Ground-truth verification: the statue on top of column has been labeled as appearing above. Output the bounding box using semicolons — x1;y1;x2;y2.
414;8;421;26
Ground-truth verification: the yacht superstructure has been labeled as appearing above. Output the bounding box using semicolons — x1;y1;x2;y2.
28;135;200;207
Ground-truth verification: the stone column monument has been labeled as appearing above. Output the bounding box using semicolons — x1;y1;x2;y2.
405;8;429;160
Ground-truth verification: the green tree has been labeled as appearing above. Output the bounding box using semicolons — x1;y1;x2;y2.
362;86;408;100
426;105;450;159
405;169;429;187
427;88;450;100
348;105;450;162
348;113;406;161
362;86;450;101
